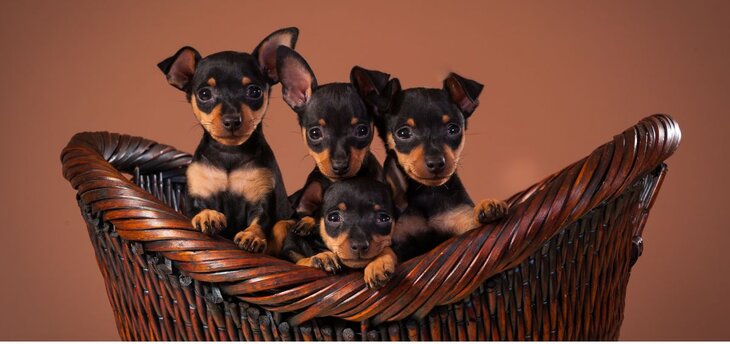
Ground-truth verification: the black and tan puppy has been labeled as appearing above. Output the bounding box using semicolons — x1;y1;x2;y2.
157;28;297;253
353;69;508;260
275;46;389;235
281;178;397;289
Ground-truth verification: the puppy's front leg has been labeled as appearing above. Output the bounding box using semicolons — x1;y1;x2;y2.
297;251;342;273
187;196;226;234
233;197;273;253
364;247;397;289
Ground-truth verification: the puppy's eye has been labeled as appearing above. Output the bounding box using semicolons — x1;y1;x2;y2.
197;87;213;102
354;124;370;138
327;211;342;223
447;123;461;136
395;126;412;140
308;127;323;142
246;84;263;99
376;212;391;224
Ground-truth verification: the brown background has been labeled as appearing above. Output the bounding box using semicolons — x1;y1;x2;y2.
1;0;728;340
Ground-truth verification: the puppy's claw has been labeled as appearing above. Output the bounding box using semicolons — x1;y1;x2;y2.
192;209;226;234
475;199;508;224
233;227;267;253
293;216;317;236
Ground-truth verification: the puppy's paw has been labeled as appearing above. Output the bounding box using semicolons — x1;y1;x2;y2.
297;251;341;273
233;225;267;253
364;258;395;289
292;216;317;236
475;199;508;224
191;209;227;234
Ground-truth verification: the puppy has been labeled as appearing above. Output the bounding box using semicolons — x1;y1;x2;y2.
353;69;508;260
275;46;389;236
157;28;297;253
281;178;397;289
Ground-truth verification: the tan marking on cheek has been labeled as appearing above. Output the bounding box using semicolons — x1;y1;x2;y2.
351;117;359;125
346;146;370;178
207;78;216;87
337;203;347;211
318;118;326;126
228;167;275;203
387;133;396;151
310;147;334;178
428;204;478;236
192;97;232;143
442;115;450;123
320;219;349;257
406;118;415;127
186;162;228;198
242;76;251;85
239;91;268;140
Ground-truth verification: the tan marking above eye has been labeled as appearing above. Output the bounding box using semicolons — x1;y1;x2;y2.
242;76;251;85
228;167;275;202
207;78;216;87
373;204;381;211
442;115;450;123
406;118;415;127
318;118;326;126
337;202;347;211
351;117;359;125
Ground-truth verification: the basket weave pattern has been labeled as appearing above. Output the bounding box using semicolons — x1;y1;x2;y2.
62;114;680;340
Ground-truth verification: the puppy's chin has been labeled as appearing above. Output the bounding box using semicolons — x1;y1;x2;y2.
210;133;249;146
338;257;371;269
405;167;454;187
316;164;358;180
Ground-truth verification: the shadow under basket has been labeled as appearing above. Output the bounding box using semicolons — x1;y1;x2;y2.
61;114;681;341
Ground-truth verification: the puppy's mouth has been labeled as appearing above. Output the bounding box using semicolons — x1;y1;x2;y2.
338;256;372;269
404;167;453;186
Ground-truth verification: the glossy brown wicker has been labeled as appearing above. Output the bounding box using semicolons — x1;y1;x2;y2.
61;114;680;341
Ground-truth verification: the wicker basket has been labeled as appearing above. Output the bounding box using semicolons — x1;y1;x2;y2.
61;114;680;341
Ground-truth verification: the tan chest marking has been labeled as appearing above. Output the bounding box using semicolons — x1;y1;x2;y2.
428;204;478;236
186;162;274;202
228;167;275;202
186;162;228;198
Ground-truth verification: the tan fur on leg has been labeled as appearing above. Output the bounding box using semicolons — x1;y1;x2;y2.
233;219;267;253
266;220;294;256
474;199;508;224
296;251;341;273
363;247;397;289
191;209;227;234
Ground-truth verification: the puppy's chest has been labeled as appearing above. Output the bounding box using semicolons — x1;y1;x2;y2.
186;161;275;202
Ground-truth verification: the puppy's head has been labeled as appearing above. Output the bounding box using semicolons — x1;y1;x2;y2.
276;48;390;179
299;178;395;268
158;27;298;146
355;70;484;186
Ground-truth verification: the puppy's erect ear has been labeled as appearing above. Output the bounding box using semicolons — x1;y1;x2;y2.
443;73;484;118
350;66;390;100
295;179;323;216
276;46;317;110
158;46;201;91
361;76;401;114
252;27;299;84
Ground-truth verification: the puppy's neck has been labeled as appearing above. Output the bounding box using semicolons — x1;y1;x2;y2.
194;126;265;169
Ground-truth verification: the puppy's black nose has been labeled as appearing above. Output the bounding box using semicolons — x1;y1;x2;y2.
350;240;369;255
425;155;446;174
331;159;349;175
223;117;242;131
